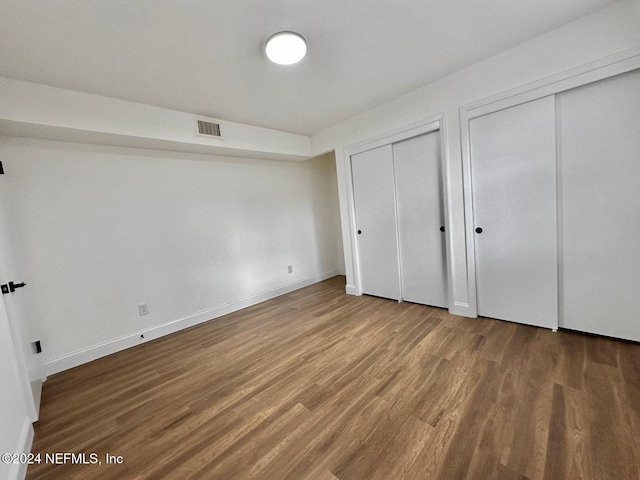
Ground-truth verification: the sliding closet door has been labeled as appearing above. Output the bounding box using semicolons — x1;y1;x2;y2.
558;70;640;341
351;145;401;300
470;96;557;328
393;131;447;307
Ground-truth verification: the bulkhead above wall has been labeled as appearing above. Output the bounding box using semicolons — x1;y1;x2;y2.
0;77;312;162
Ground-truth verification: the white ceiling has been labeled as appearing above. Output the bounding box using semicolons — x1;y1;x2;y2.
0;0;618;136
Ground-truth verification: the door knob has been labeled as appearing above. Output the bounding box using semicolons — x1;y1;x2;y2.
440;226;445;232
357;230;362;235
475;227;483;234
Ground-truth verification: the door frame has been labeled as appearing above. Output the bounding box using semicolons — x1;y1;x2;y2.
460;46;640;318
343;113;450;302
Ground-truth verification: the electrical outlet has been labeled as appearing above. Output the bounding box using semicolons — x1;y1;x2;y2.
287;265;293;274
138;303;149;316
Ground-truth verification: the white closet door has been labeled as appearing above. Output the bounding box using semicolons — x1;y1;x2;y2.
0;187;43;416
470;96;558;329
558;70;640;341
393;131;448;307
351;145;401;300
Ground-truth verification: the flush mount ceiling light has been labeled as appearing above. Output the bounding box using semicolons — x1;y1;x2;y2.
265;31;307;65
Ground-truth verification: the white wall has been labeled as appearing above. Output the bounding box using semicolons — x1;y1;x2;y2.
312;0;640;315
0;136;343;374
317;150;345;274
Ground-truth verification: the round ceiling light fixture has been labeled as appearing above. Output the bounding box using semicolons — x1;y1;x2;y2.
265;31;307;65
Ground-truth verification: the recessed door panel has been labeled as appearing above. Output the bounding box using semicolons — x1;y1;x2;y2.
470;96;558;328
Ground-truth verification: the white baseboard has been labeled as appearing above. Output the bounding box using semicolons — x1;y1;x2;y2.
450;302;475;318
345;284;358;295
10;417;33;480
45;270;341;376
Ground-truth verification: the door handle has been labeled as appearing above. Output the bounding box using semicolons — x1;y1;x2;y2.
357;230;362;235
475;227;483;234
1;282;27;294
440;226;445;232
9;281;27;292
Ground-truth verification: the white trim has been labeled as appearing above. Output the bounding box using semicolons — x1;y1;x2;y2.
346;118;441;156
10;417;33;480
390;147;404;302
459;107;479;318
459;47;640;323
438;115;456;313
345;284;358;295
30;379;43;420
44;270;341;375
555;96;565;334
450;302;471;316
463;46;640;119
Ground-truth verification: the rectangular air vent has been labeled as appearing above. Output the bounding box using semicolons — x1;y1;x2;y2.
196;118;222;138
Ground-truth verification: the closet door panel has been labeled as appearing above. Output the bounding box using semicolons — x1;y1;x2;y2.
558;69;640;341
393;131;448;307
470;96;558;328
351;145;401;300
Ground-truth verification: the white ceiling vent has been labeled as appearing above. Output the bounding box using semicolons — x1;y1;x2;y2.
195;117;223;139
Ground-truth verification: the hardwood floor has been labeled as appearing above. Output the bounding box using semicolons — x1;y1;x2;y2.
28;276;640;479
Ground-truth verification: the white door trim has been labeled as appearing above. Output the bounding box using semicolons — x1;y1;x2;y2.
346;118;441;156
460;46;640;318
463;46;640;120
343;113;451;305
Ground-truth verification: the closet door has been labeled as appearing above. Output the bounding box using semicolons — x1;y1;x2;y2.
470;96;558;328
393;131;448;307
351;145;401;300
0;187;43;416
558;69;640;341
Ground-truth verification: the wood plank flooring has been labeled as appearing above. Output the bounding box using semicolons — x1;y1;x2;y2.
28;276;640;479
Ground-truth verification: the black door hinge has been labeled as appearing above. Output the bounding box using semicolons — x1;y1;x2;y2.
1;281;27;294
34;340;42;354
0;161;4;175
